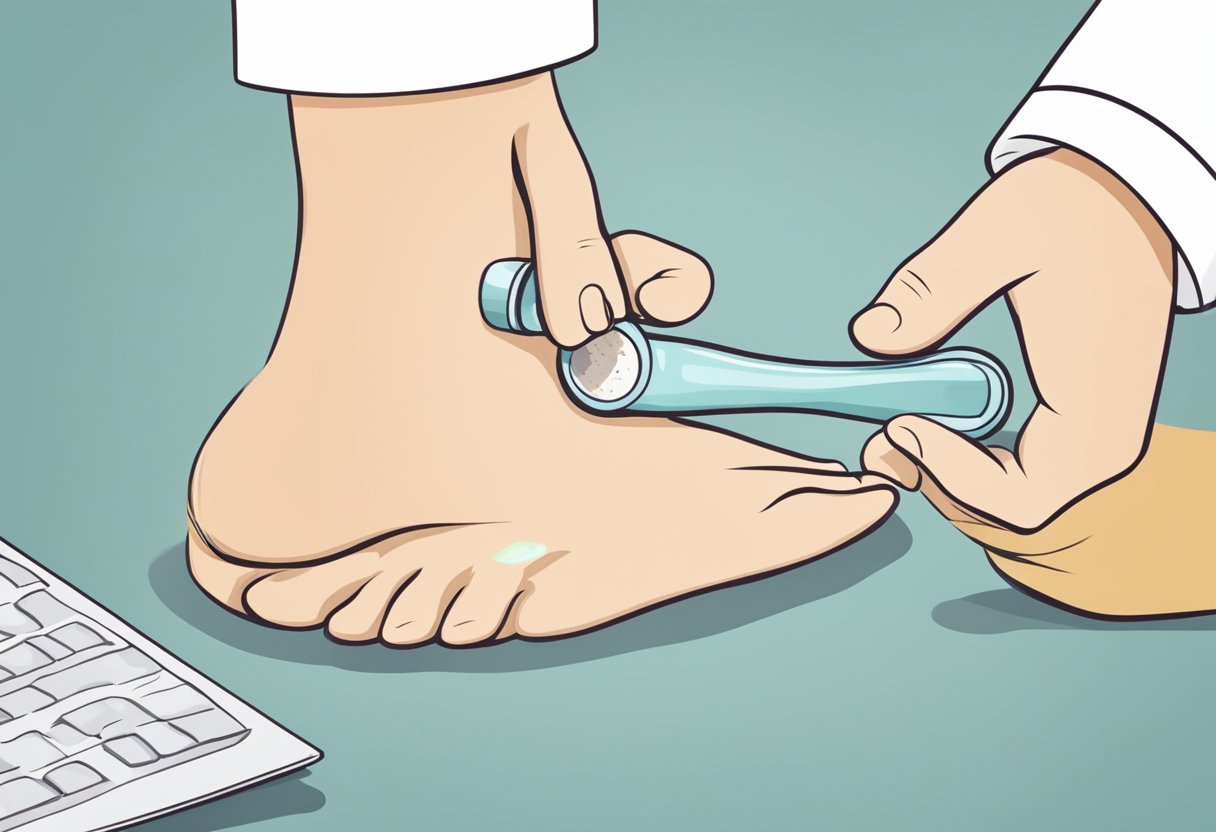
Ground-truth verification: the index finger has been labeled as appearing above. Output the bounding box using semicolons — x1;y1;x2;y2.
513;77;626;347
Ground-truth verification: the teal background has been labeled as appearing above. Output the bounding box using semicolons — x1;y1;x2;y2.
2;1;1214;830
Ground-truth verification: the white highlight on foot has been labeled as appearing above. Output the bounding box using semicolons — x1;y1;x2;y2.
570;330;640;402
492;541;548;565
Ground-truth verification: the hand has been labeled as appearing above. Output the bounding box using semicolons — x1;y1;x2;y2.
508;73;712;346
853;148;1174;533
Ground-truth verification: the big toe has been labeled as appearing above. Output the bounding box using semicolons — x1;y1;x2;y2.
761;475;898;550
243;551;380;628
514;475;898;640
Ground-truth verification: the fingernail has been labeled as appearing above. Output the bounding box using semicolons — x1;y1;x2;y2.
869;445;921;489
579;285;611;333
888;425;924;460
853;303;902;337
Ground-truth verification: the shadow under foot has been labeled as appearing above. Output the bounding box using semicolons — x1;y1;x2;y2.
150;515;912;673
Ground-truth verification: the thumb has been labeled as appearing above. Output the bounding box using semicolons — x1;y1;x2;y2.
850;175;1042;357
611;231;713;325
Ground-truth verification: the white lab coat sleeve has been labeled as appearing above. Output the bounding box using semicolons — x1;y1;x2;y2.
233;0;595;97
987;0;1216;310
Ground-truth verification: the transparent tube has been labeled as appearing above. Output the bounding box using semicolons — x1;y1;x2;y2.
480;259;1011;437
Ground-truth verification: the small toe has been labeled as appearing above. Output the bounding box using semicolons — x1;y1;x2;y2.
439;563;526;646
382;567;468;647
325;564;415;644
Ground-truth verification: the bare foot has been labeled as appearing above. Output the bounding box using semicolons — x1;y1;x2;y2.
186;81;897;645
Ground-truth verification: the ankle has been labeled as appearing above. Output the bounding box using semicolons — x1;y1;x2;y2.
278;94;540;342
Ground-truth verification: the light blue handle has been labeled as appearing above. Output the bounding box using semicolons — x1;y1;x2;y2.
481;259;1011;437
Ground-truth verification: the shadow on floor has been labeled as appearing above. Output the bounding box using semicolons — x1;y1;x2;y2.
137;771;325;831
933;589;1216;634
150;516;912;673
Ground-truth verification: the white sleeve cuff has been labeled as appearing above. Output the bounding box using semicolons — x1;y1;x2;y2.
234;0;596;96
988;88;1216;311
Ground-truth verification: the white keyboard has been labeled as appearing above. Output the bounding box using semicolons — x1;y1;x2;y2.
0;537;320;831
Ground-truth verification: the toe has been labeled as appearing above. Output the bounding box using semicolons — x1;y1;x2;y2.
762;480;898;552
325;564;415;644
733;457;848;474
758;471;899;511
381;567;468;647
187;524;276;613
709;433;848;474
243;550;380;628
439;562;527;646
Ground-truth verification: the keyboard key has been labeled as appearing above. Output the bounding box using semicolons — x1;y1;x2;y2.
0;688;54;718
28;635;71;661
171;709;247;744
44;761;105;795
16;592;75;628
47;722;90;750
135;722;196;756
0;559;41;590
138;685;211;719
0;642;51;676
0;605;39;637
34;648;159;700
59;697;154;737
48;622;106;653
103;735;159;767
0;777;59;819
1;732;64;770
